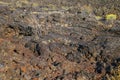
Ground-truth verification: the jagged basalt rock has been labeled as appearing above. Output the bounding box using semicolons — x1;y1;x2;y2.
0;0;120;80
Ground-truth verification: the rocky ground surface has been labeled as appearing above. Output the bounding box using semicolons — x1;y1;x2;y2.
0;0;120;80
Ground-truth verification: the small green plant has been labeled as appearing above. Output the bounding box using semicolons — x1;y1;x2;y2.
95;16;102;20
106;14;117;20
32;3;39;7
